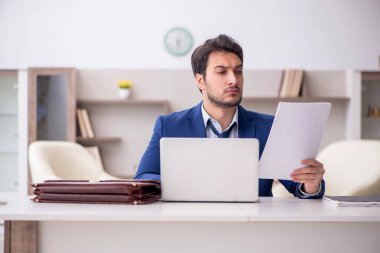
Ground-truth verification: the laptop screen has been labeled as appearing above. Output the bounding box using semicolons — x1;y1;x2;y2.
160;138;259;202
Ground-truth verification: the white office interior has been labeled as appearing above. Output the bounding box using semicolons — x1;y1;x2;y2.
1;1;380;253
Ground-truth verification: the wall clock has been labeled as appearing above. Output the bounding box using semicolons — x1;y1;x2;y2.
164;27;193;57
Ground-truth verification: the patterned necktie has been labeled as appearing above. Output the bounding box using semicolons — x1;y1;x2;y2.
207;120;237;138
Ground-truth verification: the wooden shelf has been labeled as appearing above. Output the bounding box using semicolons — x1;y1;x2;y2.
362;116;380;120
242;96;350;102
362;71;380;81
76;137;122;144
77;99;171;113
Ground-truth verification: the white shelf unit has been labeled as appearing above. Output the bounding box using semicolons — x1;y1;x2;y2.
76;98;171;178
0;71;18;192
242;70;352;150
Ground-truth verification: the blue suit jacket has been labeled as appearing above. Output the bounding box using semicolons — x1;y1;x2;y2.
135;102;325;198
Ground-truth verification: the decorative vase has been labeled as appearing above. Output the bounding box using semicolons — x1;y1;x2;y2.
118;88;131;99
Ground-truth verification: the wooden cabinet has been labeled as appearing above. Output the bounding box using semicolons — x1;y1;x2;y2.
28;68;76;143
27;68;76;193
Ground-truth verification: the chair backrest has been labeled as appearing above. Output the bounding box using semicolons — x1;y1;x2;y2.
29;141;104;183
317;140;380;196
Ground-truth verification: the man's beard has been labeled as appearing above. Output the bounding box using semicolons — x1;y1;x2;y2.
206;87;242;108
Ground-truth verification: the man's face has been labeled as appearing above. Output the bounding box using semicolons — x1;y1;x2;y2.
197;51;244;108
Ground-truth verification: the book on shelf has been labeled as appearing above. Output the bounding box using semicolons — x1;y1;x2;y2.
279;70;291;98
76;109;88;138
279;69;304;98
76;108;95;138
323;195;380;207
84;146;104;169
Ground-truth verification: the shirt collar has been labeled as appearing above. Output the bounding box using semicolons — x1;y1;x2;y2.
201;102;239;132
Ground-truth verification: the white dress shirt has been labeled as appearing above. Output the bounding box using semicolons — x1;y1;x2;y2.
201;103;238;138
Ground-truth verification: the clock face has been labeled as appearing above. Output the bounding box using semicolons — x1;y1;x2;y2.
164;27;193;57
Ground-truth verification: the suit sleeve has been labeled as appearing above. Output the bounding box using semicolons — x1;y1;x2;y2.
134;116;163;180
279;179;325;199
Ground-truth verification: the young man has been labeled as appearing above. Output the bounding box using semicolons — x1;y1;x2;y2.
135;34;325;198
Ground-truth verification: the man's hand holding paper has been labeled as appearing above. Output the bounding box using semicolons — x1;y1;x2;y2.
291;159;325;194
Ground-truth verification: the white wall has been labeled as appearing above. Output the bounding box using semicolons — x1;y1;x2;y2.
0;0;379;69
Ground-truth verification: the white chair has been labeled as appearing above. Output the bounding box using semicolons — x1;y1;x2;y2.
29;141;122;183
272;140;380;197
271;180;293;197
317;140;380;196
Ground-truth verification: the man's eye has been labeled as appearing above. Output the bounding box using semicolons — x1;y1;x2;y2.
235;70;243;74
217;71;226;75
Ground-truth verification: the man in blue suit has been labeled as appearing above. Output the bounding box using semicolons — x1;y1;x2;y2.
135;34;325;198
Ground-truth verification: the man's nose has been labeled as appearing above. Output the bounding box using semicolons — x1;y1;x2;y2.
226;71;237;84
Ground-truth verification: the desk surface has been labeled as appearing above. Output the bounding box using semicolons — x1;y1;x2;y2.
1;194;379;222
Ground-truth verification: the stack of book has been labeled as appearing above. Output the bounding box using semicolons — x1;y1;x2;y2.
279;69;304;98
76;108;95;138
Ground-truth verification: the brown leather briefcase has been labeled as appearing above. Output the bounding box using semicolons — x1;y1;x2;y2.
32;180;161;205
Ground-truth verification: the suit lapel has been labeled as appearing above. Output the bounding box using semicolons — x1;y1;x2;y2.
238;105;256;138
186;102;207;138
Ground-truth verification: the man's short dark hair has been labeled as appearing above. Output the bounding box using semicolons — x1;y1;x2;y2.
191;34;243;77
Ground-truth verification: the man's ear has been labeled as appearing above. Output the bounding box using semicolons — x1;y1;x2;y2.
195;73;205;92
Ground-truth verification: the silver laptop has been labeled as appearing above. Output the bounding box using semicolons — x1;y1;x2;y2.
160;138;259;202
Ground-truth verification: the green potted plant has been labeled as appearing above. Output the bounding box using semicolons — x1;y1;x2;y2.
118;80;133;99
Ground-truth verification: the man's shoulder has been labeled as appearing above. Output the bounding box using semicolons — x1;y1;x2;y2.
160;103;200;122
250;111;274;122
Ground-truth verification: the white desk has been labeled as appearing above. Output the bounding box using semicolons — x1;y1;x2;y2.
1;196;380;253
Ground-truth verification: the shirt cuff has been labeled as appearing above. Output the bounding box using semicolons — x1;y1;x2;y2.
298;182;322;197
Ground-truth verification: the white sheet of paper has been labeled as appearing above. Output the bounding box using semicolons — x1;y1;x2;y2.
259;102;331;180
